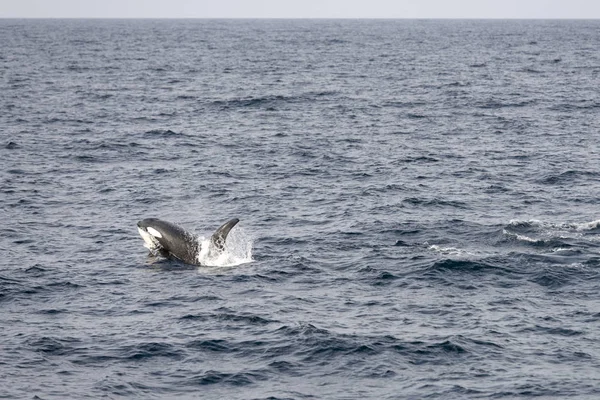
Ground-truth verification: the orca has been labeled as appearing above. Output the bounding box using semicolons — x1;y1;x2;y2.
137;218;240;265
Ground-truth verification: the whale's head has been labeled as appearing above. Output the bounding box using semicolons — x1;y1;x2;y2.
137;219;163;251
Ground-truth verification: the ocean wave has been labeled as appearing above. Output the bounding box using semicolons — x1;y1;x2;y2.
424;259;510;276
537;170;600;185
208;91;338;110
185;370;267;386
179;311;274;325
402;197;468;209
143;129;186;138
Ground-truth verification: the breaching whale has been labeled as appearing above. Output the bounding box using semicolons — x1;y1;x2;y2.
137;218;240;265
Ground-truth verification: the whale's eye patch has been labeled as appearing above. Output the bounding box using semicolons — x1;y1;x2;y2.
147;227;163;238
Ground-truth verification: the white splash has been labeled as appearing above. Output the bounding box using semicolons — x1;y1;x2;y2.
572;219;600;231
508;219;542;228
427;244;471;256
195;226;254;267
502;229;540;243
508;218;600;232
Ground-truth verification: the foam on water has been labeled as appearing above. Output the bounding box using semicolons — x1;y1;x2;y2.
508;218;600;232
572;219;600;231
502;229;540;243
504;218;600;244
427;244;473;257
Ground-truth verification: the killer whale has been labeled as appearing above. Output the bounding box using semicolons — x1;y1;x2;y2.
137;218;240;265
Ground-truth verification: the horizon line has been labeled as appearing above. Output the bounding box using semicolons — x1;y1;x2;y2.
1;16;599;20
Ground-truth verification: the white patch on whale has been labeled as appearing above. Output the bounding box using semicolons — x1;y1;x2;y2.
147;227;163;238
138;227;160;250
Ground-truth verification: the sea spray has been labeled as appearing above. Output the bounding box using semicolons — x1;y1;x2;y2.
196;226;254;267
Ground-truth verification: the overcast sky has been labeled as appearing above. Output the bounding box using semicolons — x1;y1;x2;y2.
1;0;599;19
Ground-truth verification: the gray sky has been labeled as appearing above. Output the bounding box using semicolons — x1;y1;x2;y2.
1;0;599;19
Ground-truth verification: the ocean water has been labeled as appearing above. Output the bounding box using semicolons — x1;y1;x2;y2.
2;18;600;399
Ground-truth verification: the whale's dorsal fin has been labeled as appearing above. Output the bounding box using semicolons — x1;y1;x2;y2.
210;218;240;251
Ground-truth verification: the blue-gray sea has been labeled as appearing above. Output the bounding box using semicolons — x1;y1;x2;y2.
2;19;600;399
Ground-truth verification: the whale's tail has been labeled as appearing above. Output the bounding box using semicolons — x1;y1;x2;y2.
210;218;240;252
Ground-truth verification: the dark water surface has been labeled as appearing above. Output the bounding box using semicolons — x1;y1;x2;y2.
2;19;600;399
